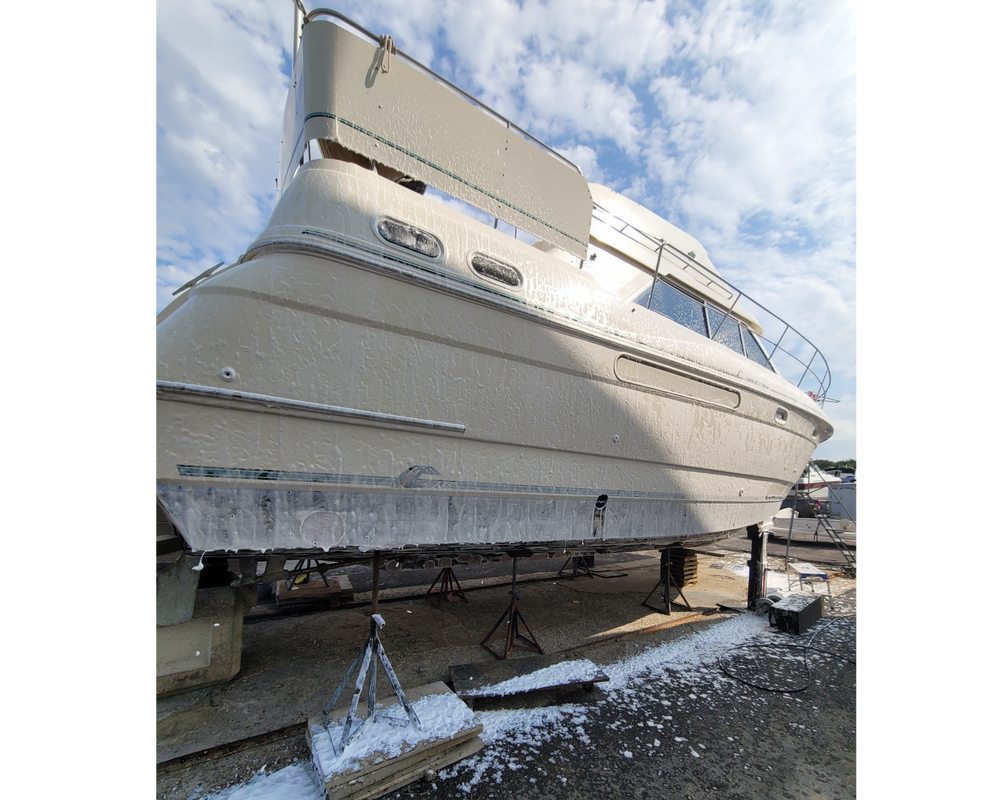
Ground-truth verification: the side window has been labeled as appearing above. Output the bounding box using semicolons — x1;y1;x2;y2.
637;280;708;337
706;307;743;355
742;328;773;370
637;278;774;372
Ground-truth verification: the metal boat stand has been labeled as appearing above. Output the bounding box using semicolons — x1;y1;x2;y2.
557;554;628;580
320;552;420;754
641;548;693;615
425;566;468;607
481;556;544;660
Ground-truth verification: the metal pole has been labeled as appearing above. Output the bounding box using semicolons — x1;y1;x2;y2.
371;551;381;615
708;292;743;342
746;523;767;610
292;1;304;61
646;242;665;309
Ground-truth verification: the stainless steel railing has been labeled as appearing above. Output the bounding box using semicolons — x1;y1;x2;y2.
593;202;832;404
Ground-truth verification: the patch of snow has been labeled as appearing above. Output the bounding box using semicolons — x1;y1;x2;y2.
202;764;323;800
461;659;601;697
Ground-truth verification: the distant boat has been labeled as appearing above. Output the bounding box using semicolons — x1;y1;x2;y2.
796;464;842;492
769;507;856;547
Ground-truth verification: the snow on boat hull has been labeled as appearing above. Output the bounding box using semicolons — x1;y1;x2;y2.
157;159;830;556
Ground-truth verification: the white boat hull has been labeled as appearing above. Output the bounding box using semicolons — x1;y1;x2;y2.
157;162;831;556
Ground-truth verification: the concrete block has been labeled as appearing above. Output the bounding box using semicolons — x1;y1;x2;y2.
156;553;202;626
156;586;246;697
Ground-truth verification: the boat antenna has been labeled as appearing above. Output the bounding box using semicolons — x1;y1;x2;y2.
293;0;306;61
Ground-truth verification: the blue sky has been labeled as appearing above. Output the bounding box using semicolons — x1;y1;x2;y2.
156;0;857;460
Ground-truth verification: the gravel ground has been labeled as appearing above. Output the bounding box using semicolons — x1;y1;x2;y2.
157;549;856;800
426;595;856;800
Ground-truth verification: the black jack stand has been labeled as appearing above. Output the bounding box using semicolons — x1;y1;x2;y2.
642;548;693;615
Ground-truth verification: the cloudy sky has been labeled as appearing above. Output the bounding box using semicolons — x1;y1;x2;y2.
157;0;857;460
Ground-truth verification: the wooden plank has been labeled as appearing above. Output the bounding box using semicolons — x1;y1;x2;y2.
277;576;344;607
311;716;481;792
324;731;482;800
449;654;608;700
336;576;354;601
310;682;482;796
337;735;484;800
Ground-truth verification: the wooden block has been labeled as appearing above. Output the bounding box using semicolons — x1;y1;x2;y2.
668;554;699;587
276;576;343;607
322;732;482;800
336;735;483;800
333;575;354;601
310;682;483;800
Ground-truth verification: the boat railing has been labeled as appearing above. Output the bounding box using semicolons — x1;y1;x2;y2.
302;8;583;175
593;202;832;404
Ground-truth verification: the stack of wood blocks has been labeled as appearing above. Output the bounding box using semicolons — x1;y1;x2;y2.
308;682;483;800
666;549;699;588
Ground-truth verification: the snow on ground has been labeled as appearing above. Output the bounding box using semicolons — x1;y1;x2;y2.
461;659;602;697
196;613;772;800
199;763;323;800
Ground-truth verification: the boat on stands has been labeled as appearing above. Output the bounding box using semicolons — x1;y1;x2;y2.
156;8;835;561
787;464;842;504
769;508;856;547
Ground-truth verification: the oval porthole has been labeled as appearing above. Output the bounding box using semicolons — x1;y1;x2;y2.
775;407;788;424
470;253;523;288
373;216;443;259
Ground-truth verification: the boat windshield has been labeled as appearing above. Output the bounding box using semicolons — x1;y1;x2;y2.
637;278;774;372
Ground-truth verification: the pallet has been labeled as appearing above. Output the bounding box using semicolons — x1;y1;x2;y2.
309;682;483;800
449;653;608;701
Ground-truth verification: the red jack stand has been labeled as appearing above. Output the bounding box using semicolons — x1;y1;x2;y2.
481;556;543;660
425;566;468;607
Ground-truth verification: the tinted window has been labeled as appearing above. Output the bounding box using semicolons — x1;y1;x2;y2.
706;308;744;355
637;278;774;372
637;281;708;336
743;328;772;369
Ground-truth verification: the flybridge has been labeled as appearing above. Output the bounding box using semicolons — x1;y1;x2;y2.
279;9;593;259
